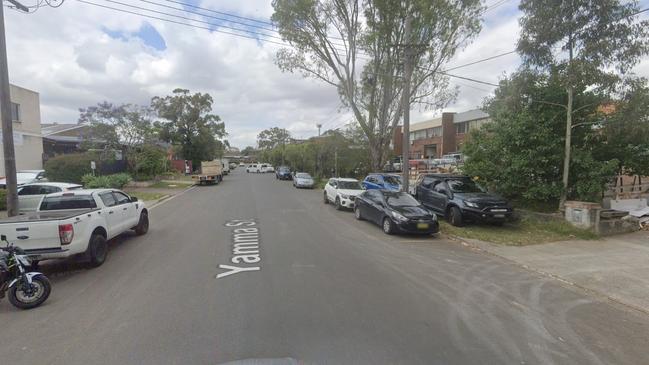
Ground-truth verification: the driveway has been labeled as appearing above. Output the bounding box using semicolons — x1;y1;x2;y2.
460;231;649;313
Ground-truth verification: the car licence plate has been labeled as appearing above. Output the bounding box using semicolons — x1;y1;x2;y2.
416;223;429;229
494;214;505;218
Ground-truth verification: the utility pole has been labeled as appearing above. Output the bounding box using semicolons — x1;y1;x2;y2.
334;146;338;178
315;123;322;177
0;2;24;217
401;13;414;194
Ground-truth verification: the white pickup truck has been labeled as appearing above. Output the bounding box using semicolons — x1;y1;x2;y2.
0;189;149;267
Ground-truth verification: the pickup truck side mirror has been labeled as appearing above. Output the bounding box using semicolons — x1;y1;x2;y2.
437;188;449;196
130;197;138;202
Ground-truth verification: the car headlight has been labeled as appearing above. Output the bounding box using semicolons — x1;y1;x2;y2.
339;193;349;199
465;201;479;208
390;211;408;222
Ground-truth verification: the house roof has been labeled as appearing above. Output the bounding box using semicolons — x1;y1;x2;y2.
41;123;87;136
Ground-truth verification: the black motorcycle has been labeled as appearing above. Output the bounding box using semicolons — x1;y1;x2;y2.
0;235;51;309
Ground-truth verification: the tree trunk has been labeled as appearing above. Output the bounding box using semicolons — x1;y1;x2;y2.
369;141;383;172
559;86;573;209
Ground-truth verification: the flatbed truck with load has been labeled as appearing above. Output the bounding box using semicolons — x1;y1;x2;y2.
192;160;223;185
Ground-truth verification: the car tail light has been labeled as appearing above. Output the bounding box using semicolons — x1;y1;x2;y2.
59;224;74;245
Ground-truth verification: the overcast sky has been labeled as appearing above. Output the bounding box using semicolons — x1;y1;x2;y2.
6;0;649;148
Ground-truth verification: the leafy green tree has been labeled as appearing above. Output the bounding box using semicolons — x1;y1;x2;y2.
257;127;292;150
241;146;257;156
591;77;649;177
517;0;649;206
152;89;227;167
78;102;155;150
462;70;617;205
272;0;482;170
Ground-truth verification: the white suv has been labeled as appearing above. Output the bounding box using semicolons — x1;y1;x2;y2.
246;164;260;173
323;178;364;210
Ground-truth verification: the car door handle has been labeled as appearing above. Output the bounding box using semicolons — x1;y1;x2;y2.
123;207;128;211
109;211;114;214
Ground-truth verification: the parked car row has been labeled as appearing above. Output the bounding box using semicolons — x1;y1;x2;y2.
246;163;274;173
322;177;439;235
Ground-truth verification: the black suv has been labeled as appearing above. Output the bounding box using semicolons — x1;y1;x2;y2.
413;174;513;226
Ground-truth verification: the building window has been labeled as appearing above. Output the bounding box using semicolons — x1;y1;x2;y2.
455;121;468;134
11;102;20;122
428;126;442;137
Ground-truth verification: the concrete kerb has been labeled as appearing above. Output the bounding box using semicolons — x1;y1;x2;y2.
443;233;649;317
148;185;197;210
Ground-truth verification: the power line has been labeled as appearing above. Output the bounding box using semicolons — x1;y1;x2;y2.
136;0;350;49
161;0;275;27
77;0;509;88
99;0;290;43
89;0;354;56
438;71;499;87
77;0;289;46
443;50;517;71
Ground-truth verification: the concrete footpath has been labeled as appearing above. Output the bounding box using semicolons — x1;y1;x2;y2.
459;231;649;313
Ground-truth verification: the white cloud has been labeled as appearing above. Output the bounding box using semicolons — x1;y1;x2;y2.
4;1;648;148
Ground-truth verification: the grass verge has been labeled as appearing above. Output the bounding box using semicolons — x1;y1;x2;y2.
127;191;167;202
149;181;194;189
440;215;598;245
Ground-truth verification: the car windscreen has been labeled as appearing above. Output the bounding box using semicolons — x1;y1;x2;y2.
296;173;311;179
385;193;420;207
447;178;485;193
338;181;362;190
279;167;290;172
40;195;98;210
383;175;401;185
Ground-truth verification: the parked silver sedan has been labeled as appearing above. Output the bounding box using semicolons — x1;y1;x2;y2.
293;172;314;189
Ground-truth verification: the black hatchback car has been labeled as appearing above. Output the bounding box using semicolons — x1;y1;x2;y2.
413;174;513;226
354;190;439;235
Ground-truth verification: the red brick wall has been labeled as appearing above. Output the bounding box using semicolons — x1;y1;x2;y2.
411;137;443;158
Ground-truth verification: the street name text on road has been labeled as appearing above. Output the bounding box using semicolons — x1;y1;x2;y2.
217;219;261;279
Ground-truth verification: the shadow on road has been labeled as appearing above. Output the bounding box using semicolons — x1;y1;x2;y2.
36;231;140;281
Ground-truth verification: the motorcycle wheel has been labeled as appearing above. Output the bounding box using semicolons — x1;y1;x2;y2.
8;275;51;309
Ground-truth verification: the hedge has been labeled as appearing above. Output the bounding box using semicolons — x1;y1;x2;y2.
0;189;6;211
81;173;131;189
44;153;95;184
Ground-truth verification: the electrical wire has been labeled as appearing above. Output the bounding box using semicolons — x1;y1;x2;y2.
89;0;354;56
77;0;289;47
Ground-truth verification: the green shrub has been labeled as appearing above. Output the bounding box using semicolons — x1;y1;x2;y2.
45;153;96;184
82;173;131;189
0;189;6;211
128;145;168;181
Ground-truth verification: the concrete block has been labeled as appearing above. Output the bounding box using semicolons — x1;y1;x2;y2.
610;198;648;212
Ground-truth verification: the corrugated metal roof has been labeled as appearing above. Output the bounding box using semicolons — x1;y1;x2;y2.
454;109;489;123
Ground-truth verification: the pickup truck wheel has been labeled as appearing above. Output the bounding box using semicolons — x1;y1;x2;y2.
87;234;108;268
335;197;342;210
323;192;328;204
135;212;149;235
449;207;464;227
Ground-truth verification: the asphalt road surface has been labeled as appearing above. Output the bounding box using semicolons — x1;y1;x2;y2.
2;169;649;365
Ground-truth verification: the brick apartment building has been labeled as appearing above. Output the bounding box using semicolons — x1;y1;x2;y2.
392;108;490;159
